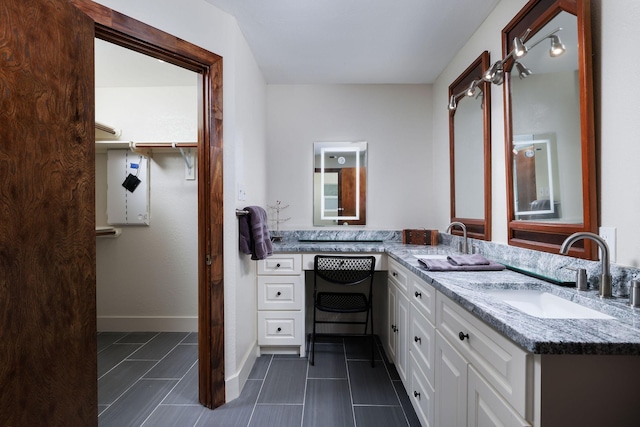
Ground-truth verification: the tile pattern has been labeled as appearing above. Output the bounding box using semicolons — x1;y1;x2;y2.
97;333;420;426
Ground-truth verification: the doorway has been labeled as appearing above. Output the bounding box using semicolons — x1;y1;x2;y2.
74;0;226;410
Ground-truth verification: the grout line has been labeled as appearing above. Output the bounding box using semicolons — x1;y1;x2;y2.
246;354;273;427
343;338;358;427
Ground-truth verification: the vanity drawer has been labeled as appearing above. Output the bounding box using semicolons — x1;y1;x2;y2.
410;304;436;386
436;292;529;417
257;276;304;310
388;258;409;292
257;254;302;275
258;311;304;346
410;274;436;324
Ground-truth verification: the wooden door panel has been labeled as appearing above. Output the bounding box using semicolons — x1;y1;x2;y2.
0;0;96;425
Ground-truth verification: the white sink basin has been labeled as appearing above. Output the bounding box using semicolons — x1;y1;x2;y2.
486;290;614;319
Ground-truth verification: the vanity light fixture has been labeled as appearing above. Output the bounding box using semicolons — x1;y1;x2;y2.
515;61;532;79
482;27;565;87
448;79;483;111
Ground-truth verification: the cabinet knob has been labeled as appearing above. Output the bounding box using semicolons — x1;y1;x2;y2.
414;291;422;299
275;263;281;268
276;291;281;297
392;272;398;277
391;324;397;333
413;391;421;399
414;336;421;344
277;327;282;333
459;331;469;341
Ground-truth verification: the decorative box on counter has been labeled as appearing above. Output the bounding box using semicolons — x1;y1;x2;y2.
402;229;438;246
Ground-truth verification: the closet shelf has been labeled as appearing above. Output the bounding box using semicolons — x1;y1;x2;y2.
95;141;198;154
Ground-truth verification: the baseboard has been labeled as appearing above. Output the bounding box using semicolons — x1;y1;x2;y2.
225;342;259;402
97;316;198;332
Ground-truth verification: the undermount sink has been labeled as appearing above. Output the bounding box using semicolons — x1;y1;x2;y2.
486;289;614;319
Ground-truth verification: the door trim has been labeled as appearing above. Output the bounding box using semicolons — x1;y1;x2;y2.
70;0;225;409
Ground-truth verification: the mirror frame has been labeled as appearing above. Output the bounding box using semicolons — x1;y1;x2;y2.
502;0;597;259
449;51;492;240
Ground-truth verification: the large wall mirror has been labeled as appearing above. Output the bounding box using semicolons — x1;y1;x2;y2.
502;0;596;259
313;141;367;226
449;51;492;240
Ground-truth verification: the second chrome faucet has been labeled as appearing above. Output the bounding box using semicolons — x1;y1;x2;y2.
560;232;612;298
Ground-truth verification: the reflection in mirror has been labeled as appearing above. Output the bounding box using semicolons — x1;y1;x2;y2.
513;135;560;219
503;0;596;259
510;12;580;223
449;51;491;240
313;141;367;226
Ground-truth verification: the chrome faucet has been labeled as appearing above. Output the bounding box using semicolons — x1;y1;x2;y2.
559;232;612;298
447;221;468;254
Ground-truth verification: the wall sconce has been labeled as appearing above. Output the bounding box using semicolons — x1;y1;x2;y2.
482;27;566;86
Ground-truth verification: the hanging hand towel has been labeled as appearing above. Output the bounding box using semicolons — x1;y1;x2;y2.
238;206;273;260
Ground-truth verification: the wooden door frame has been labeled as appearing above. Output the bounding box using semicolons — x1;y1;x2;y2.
70;0;225;409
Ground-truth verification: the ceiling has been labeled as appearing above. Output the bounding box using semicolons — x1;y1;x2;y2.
204;0;500;84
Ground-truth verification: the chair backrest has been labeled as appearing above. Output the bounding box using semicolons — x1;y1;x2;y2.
314;255;376;285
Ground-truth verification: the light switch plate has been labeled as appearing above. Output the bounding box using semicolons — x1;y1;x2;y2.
599;226;616;263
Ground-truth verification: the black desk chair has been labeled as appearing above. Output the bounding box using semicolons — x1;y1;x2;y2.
310;255;376;366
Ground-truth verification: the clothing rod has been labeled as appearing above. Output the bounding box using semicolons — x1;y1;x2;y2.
130;142;197;149
236;209;249;216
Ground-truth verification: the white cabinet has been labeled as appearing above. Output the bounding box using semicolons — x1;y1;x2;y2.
256;254;304;355
387;260;409;382
467;365;530;427
435;331;467;427
436;292;529;418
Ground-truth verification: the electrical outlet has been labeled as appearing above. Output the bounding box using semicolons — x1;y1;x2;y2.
238;184;247;201
599;226;616;263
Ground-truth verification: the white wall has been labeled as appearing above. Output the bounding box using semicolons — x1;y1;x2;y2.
92;0;267;401
266;84;433;230
96;85;198;332
432;0;640;267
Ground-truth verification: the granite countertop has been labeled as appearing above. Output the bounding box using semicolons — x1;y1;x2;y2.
272;239;640;355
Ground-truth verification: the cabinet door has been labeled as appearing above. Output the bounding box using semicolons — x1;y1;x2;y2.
410;304;436;386
396;289;410;383
386;283;397;362
468;366;531;427
436;331;467;427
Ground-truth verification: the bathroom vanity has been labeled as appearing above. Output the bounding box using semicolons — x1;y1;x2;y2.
259;236;640;427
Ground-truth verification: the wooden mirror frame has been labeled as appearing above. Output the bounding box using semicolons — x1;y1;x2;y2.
449;51;492;240
502;0;596;259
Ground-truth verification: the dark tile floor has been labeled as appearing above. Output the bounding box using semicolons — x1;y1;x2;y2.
97;332;421;426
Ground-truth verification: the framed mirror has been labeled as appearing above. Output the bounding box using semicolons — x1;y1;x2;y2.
502;0;596;259
313;141;367;226
449;51;492;240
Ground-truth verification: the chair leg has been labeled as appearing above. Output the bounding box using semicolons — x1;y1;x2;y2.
311;307;316;366
370;308;375;367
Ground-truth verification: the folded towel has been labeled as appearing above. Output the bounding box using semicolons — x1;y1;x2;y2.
418;258;505;272
447;254;491;266
238;206;273;260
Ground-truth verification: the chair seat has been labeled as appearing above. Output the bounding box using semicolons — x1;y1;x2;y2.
316;292;368;313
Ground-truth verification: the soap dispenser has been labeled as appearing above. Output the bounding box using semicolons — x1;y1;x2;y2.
565;266;588;291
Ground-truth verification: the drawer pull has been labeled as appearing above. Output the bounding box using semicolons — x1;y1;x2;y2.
276;291;281;297
391;324;398;333
275;263;281;268
413;391;421;399
459;332;469;341
414;336;421;344
392;272;398;277
277;327;282;333
414;291;422;299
